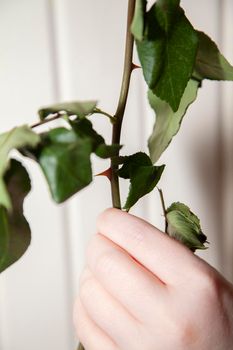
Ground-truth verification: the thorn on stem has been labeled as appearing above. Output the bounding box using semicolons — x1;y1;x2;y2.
131;63;141;71
95;167;112;181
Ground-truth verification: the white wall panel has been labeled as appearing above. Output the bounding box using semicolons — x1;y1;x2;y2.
0;1;232;349
220;0;233;281
0;1;73;349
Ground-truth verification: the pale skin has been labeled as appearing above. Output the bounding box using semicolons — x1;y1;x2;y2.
74;208;233;350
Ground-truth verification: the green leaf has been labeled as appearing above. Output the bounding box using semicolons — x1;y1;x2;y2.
194;31;233;80
43;127;78;144
156;0;180;32
38;100;97;120
136;12;165;90
0;159;31;273
118;152;165;210
136;2;198;111
131;0;147;41
37;128;93;203
118;152;152;178
0;126;39;209
22;118;119;203
123;165;165;211
148;79;199;163
166;202;208;251
70;118;104;149
95;144;122;159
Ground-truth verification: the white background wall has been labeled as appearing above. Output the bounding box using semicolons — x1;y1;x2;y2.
0;1;232;349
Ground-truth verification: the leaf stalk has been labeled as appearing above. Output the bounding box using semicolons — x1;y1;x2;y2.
93;108;116;123
157;187;168;233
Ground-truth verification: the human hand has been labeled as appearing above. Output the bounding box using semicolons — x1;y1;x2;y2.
74;208;233;350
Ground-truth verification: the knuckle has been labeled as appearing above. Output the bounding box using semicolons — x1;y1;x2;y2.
179;320;199;348
175;319;198;347
197;267;221;301
167;313;199;348
190;261;222;303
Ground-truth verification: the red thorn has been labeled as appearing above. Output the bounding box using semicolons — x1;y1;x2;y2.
95;167;112;181
131;63;141;71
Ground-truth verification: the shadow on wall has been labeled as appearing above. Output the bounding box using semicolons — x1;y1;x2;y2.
187;127;224;269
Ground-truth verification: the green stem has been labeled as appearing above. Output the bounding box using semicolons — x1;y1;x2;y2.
110;0;136;209
30;113;62;128
31;108;114;130
93;108;116;123
157;187;168;233
77;344;84;350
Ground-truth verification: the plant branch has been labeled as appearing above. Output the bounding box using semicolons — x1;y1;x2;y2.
77;2;136;349
30;108;115;130
110;0;136;209
157;187;168;233
30;113;62;129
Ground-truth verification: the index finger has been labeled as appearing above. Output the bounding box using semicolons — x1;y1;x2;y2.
97;208;201;285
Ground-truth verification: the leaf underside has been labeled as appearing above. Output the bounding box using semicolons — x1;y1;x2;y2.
148;79;199;164
0;126;39;209
166;202;207;251
194;31;233;80
131;0;147;41
0;159;31;273
38;100;97;120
